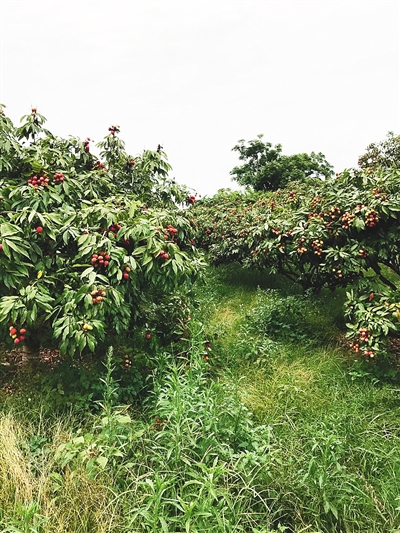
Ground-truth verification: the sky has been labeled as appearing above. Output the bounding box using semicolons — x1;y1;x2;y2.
0;0;399;197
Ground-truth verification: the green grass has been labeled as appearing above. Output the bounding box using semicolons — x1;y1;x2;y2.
0;263;399;532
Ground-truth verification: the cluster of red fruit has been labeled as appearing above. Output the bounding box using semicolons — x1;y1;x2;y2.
311;196;323;209
187;195;196;205
9;325;26;345
126;160;135;167
332;268;343;278
53;172;65;183
371;189;387;201
122;357;132;368
358;327;371;343
312;239;323;256
154;416;168;431
341;212;356;230
108;125;120;136
83;138;91;152
326;206;341;220
104;223;122;237
91;251;111;268
308;212;324;221
91;288;106;304
122;266;130;280
297;235;307;254
95;161;106;170
365;210;379;228
28;174;49;187
350;340;360;353
158;250;170;260
164;225;178;240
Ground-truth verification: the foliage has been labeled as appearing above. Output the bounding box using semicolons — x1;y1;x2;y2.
0;106;204;359
190;163;400;366
230;134;333;191
2;271;400;532
358;131;400;170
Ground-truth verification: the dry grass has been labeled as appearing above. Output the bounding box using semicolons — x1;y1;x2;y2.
0;413;34;510
0;411;124;533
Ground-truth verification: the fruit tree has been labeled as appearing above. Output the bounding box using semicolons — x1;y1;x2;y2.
191;146;400;369
0;107;204;362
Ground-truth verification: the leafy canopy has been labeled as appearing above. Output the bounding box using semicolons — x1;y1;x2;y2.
230;134;334;191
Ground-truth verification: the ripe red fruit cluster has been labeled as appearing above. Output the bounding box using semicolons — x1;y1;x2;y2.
332;268;343;278
358;327;370;342
164;225;178;239
187;195;196;205
311;196;323;209
350;341;360;353
312;239;323;256
108;125;120;136
54;172;65;183
36;226;43;233
159;250;170;260
9;325;26;344
341;212;355;230
91;288;106;304
91;251;111;268
106;223;122;237
127;160;135;167
154;416;167;431
83;138;91;152
28;175;49;187
365;210;379;228
122;266;130;280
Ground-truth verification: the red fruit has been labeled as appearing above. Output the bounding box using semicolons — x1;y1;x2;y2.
14;338;20;345
104;261;109;267
19;336;25;342
19;328;26;335
163;253;170;260
91;257;98;264
84;145;90;152
146;333;151;339
0;244;3;250
123;272;129;280
104;254;111;261
10;328;17;336
36;226;43;233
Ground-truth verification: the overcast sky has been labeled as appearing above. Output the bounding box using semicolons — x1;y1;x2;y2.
1;0;399;196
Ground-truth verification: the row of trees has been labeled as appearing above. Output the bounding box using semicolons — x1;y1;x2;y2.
0;107;204;362
1;106;399;373
191;134;400;368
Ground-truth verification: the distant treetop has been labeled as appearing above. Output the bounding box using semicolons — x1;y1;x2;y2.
230;134;334;191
